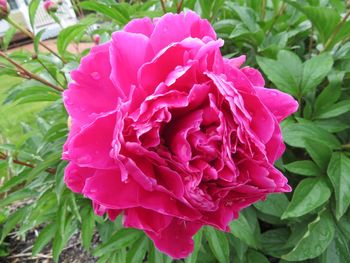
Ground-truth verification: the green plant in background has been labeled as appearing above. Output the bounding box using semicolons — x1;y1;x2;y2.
0;0;350;262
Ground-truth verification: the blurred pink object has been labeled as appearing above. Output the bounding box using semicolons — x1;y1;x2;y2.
93;34;100;45
0;0;9;19
43;0;57;12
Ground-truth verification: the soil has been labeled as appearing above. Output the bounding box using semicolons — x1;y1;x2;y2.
1;230;98;263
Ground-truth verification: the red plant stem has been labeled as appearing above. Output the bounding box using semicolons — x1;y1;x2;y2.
322;8;350;51
177;0;183;13
0;152;56;174
5;17;65;63
160;0;166;13
0;51;64;92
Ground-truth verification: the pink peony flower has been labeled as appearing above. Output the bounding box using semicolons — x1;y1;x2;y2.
43;0;57;12
92;34;100;45
63;11;298;258
0;0;9;19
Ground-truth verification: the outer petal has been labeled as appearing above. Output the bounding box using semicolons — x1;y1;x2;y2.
265;121;286;162
66;112;117;169
83;169;201;220
64;42;122;125
124;207;172;233
255;87;298;122
241;67;265;87
110;31;154;98
124;17;155;37
145;218;202;259
64;162;95;193
150;11;216;53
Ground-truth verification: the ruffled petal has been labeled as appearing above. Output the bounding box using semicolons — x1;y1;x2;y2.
110;31;154;98
124;17;155;37
145;218;202;259
255;87;298;122
66;112;117;169
83;169;201;220
241;67;265;87
64;162;95;193
124;207;172;233
64;42;122;126
150;11;216;53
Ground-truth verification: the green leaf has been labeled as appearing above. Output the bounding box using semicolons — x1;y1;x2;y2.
314;119;349;133
229;236;247;262
282;209;335;261
52;216;76;263
246;249;269;263
185;229;203;263
254;193;289;217
257;50;302;96
282;122;340;149
320;230;350;263
148;240;165;263
55;161;67;203
1;26;16;51
285;1;340;44
282;178;331;219
301;53;333;94
261;228;290;258
230;209;260;249
57;24;89;57
28;0;41;31
327;153;350;219
205;227;230;263
81;206;95;250
0;207;27;242
315;74;342;112
32;223;57;256
0;171;30;193
80;1;130;25
0;189;36;207
26;152;61;183
126;235;148;263
34;29;46;54
93;228;143;257
285;160;321;176
316;100;350;119
305;138;332;171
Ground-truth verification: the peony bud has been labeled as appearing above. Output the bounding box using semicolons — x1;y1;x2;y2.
0;0;10;19
43;0;58;13
92;34;100;45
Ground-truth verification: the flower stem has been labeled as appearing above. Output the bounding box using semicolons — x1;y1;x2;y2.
0;151;56;174
266;3;286;35
35;56;65;89
322;8;350;52
5;17;65;63
261;0;266;20
177;0;183;14
0;51;64;92
160;0;166;14
342;144;350;150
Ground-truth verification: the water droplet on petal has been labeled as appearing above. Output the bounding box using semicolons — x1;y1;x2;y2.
77;154;92;164
91;71;101;80
269;91;278;97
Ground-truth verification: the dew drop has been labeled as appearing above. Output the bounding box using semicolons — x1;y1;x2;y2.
269;91;278;97
77;154;92;163
91;71;101;80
